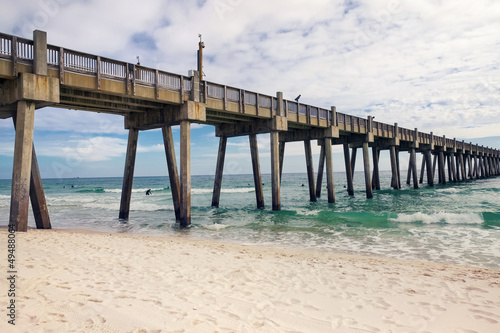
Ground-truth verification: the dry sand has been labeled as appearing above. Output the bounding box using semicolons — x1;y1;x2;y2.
1;228;499;333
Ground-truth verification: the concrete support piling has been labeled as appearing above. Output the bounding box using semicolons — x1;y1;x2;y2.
249;134;265;209
271;131;281;210
9;102;36;231
410;148;418;189
119;128;139;220
211;136;227;208
162;126;182;220
450;154;457;182
343;143;354;196
362;142;373;198
372;147;381;190
279;141;285;184
390;146;400;190
425;150;434;186
438;151;446;184
324;138;335;203
304;139;317;202
12;115;51;229
316;143;326;198
419;154;426;184
460;153;466;181
29;146;51;229
180;120;191;227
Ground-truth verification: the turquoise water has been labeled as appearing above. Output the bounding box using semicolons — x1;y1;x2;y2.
1;171;499;269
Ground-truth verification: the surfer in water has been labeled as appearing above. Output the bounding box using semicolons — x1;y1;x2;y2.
146;189;152;196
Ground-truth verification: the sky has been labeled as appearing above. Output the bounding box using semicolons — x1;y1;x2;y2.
0;0;499;179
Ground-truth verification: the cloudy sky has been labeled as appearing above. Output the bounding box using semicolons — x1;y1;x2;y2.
1;0;499;179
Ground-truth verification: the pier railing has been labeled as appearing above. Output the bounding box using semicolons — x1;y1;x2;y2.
0;32;498;157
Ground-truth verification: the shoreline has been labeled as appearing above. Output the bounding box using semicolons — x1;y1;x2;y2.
1;228;500;332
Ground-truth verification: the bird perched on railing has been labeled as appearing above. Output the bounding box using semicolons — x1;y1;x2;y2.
295;94;301;102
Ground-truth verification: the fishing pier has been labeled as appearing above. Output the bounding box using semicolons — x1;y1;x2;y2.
1;31;499;231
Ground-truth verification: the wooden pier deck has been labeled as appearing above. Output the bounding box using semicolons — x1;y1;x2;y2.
1;30;499;231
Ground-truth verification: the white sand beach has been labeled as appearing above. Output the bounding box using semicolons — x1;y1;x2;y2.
1;228;499;332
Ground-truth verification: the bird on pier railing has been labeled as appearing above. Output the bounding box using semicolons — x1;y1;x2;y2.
295;94;301;102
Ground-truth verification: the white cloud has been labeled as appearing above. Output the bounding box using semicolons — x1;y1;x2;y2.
1;0;500;177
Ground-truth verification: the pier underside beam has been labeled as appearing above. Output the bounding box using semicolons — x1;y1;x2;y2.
162;126;181;220
324;138;335;203
249;134;264;209
119;128;139;220
304;139;317;202
211;136;227;208
180;121;192;227
343;143;354;196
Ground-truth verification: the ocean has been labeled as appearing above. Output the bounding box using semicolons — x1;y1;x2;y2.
1;171;499;269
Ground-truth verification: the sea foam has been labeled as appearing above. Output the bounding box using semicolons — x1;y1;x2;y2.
390;212;483;225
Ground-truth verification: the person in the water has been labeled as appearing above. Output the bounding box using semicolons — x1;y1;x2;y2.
146;189;152;196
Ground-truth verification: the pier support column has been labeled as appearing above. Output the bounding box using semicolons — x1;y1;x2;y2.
425;150;434;186
438;151;446;184
119;128;139;220
343;143;354;196
396;148;401;189
467;155;473;179
419;154;426;184
479;155;484;179
460;153;466;181
473;155;478;179
432;154;438;183
445;155;453;182
372;147;380;190
162;126;181;220
410;148;419;189
324;138;335;203
12;115;51;229
389;146;400;190
279;141;285;184
271;131;281;210
180;120;191;227
304;139;317;202
10;101;36;231
249;134;264;209
351;147;358;177
362;142;373;199
406;158;412;185
29;146;51;229
456;154;462;181
211;136;227;208
316;143;326;198
450;155;457;182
